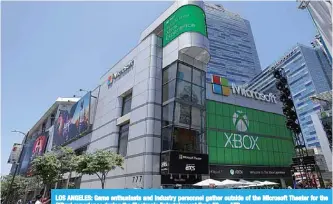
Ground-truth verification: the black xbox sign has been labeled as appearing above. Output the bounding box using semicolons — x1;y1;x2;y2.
160;151;208;175
210;165;292;179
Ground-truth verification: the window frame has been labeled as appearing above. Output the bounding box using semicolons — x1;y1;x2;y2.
161;60;207;154
118;123;129;157
121;93;132;116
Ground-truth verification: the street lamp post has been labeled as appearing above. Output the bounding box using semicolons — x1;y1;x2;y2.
5;130;28;203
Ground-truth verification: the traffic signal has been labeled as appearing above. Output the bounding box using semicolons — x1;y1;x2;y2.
273;69;301;134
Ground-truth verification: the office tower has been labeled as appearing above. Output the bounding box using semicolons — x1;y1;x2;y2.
311;34;332;66
246;44;332;148
299;0;332;61
204;3;262;85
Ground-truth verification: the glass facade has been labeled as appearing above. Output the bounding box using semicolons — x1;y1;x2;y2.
246;44;332;148
204;3;262;85
207;100;295;166
284;45;332;148
162;61;206;154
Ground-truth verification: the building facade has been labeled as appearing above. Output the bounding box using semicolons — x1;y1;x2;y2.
81;1;210;189
204;3;262;85
207;74;294;186
298;0;332;61
13;0;299;189
310;91;332;174
245;44;332;148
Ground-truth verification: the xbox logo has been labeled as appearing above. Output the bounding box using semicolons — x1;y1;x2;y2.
230;169;235;175
233;110;249;132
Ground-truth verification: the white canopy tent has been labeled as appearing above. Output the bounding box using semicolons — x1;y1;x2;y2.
218;179;243;188
261;181;279;186
248;180;266;187
239;179;256;185
193;179;224;187
237;179;257;188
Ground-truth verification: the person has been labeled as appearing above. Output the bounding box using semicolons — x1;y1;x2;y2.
35;195;42;204
42;197;51;204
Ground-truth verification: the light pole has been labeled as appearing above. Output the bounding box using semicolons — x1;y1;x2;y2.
5;130;28;203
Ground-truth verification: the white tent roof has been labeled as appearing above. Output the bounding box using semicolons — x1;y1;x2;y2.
239;179;256;185
261;181;279;186
248;181;265;187
219;179;243;187
193;179;223;186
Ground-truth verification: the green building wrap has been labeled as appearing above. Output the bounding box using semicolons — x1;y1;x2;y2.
163;5;207;47
206;100;295;167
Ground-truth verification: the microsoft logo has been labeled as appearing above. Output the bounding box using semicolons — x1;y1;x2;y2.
211;74;277;104
233;110;249;132
107;75;113;87
211;75;231;96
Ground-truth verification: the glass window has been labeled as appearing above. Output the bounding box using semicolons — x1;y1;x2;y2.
193;69;204;87
162;102;174;127
173;127;199;153
162;80;176;103
163;63;177;84
50;114;55;126
176;80;192;102
42;123;46;133
191;107;201;130
122;94;132;116
174;103;191;128
192;85;205;106
162;127;173;151
178;63;191;82
118;123;129;157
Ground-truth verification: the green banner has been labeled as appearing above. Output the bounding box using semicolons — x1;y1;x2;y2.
163;5;207;47
206;100;295;167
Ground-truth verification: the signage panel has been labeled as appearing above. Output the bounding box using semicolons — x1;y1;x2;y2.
161;175;202;185
53;92;92;147
7;143;22;164
163;5;207;47
107;60;134;88
211;75;277;103
210;165;292;179
160;151;209;175
207;100;295;167
18;132;49;176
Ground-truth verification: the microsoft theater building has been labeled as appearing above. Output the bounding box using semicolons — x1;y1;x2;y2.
207;76;294;187
79;0;294;189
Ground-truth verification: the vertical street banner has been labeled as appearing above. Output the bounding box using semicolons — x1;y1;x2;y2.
26;133;49;176
7;143;22;164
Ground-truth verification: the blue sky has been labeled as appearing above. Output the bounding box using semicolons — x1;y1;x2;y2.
1;1;316;175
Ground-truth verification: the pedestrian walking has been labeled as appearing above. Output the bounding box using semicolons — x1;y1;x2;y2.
34;195;42;204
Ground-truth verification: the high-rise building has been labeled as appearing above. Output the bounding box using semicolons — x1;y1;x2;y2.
246;44;332;148
311;34;332;66
298;0;332;62
204;3;262;85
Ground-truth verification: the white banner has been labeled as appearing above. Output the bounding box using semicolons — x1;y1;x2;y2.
7;143;22;164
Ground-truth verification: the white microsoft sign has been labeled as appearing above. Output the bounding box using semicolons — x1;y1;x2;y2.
108;60;134;87
224;110;260;150
231;83;277;104
113;60;134;79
